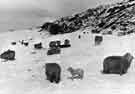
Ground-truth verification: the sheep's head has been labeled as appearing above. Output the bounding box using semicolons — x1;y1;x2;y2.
67;67;73;72
123;52;134;63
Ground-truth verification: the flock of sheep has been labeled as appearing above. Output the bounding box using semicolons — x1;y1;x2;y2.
44;34;134;84
0;32;134;84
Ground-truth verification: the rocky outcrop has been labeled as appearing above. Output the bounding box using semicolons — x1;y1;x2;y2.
39;0;135;36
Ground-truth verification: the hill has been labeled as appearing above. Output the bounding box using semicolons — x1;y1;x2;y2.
39;0;135;36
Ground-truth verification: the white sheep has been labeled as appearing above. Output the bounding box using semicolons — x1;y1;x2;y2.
67;67;84;80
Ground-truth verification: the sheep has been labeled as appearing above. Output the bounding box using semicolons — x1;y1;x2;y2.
102;52;134;75
45;63;61;83
67;67;84;80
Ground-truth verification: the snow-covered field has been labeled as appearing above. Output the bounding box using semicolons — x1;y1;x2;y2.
0;28;135;94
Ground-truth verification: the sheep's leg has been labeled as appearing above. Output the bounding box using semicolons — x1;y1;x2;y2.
80;75;83;79
68;75;79;80
72;75;81;79
67;76;74;80
77;74;83;80
1;59;8;62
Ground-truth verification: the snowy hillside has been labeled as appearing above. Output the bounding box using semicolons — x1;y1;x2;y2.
0;27;135;94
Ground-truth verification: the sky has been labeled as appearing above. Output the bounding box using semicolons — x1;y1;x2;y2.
0;0;122;16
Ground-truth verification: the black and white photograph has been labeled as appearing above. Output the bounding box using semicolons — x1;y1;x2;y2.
1;0;135;94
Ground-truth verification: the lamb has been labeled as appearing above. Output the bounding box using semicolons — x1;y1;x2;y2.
67;67;84;80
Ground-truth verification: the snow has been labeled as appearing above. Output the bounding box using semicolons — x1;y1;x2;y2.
0;28;135;94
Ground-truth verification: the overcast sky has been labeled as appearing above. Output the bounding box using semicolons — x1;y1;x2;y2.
0;0;122;17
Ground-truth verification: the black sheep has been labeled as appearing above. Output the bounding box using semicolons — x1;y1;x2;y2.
102;53;133;75
45;63;61;83
59;39;71;48
49;41;57;48
34;42;42;49
95;35;103;45
78;35;81;39
47;47;61;55
0;49;15;60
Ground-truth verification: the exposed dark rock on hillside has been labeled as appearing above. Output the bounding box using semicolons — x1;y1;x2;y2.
39;0;135;36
